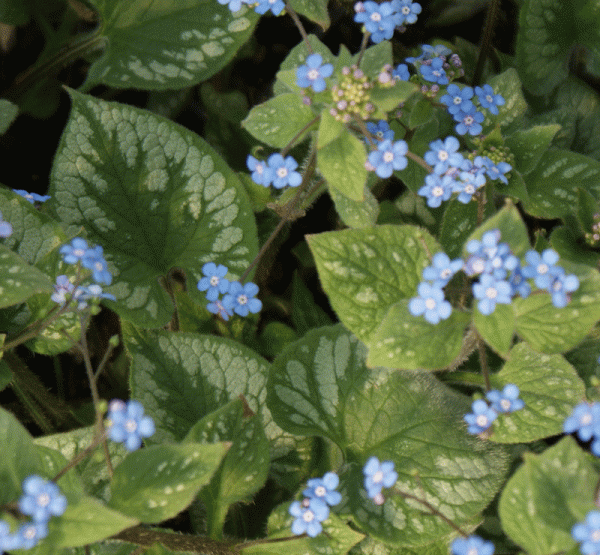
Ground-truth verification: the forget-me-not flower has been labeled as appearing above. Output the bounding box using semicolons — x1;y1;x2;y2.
296;53;333;93
197;262;230;302
486;384;524;413
464;399;497;435
408;281;452;323
363;456;398;499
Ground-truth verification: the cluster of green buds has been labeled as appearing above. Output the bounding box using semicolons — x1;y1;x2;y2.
470;139;515;172
585;213;600;247
329;65;374;123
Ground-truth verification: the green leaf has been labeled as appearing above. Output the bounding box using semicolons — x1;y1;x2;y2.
353;41;392;79
108;442;227;523
369;81;418;114
473;303;515;357
0;245;53;309
514;261;600;353
317;128;367;201
397;117;439;194
291;272;332;336
317;109;345;149
499;436;597;555
0;99;18;135
329;186;379;228
486;68;528;131
307;225;439;344
515;0;576;95
366;301;471;370
187;400;269;538
268;325;508;547
0;357;11;392
287;0;330;29
488;343;586;443
550;225;600;268
49;90;257;328
522;148;600;219
439;198;479;258
505;125;561;175
84;1;258;90
408;98;433;129
124;325;287;451
242;93;317;148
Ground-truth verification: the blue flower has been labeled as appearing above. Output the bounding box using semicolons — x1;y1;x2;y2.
451;535;495;555
207;299;234;321
405;44;452;64
548;269;579;308
303;472;342;507
247;155;273;187
521;249;561;289
464;399;497;435
15;521;48;550
60;238;90;265
368;139;408;178
564;402;600;442
422;252;463;287
14;189;51;204
572;511;600;555
392;63;410;81
0;211;12;238
296;53;334;93
486;384;524;413
197;262;230;302
253;0;285;15
464;230;515;278
474;84;505;115
454;106;485;136
354;1;402;43
0;520;22;551
222;281;262;317
82;245;112;285
408;281;452;324
452;169;485;204
418;173;454;207
472;274;513;315
508;265;531;299
419;58;449;85
105;399;155;452
424;136;464;174
18;475;67;523
479;157;511;184
366;120;395;142
79;284;116;303
363;456;398;499
440;84;474;116
394;0;421;24
289;497;329;537
267;153;302;188
217;0;247;11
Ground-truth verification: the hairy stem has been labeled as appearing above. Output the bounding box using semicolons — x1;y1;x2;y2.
285;3;313;54
472;0;501;86
281;115;320;158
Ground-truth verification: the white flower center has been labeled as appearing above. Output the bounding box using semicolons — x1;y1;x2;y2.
256;164;264;175
440;268;452;279
467;548;478;555
438;150;449;161
552;280;562;292
453;96;462;105
592;529;600;542
465;116;473;125
383;151;394;163
125;419;138;433
500;399;511;411
432;186;444;197
475;415;488;427
402;6;410;14
465;184;475;194
37;493;50;507
303;509;315;523
74;248;85;257
308;68;320;80
24;526;37;540
485;286;498;299
277;167;288;178
370;12;381;22
210;276;220;287
472;259;485;273
425;298;436;310
373;470;383;483
537;263;548;274
95;261;104;272
315;486;326;497
237;294;248;305
486;94;493;103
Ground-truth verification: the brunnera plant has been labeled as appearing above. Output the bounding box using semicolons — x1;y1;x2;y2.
1;0;600;554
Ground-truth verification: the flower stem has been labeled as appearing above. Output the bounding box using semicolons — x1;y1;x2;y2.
476;332;492;391
281;115;320;158
356;33;370;68
285;3;313;54
406;151;434;173
472;0;501;86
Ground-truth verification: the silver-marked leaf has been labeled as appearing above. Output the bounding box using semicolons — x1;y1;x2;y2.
499;436;597;555
307;225;439;344
124;324;289;456
514;261;600;353
505;125;561;175
242;93;317;148
515;0;576;95
486;68;527;130
84;1;258;90
439;198;479;258
108;442;227;523
0;245;53;309
268;325;508;547
49;90;257;328
473;303;515;357
366;301;471;370
329;186;379;228
522;148;600;220
488;343;585;443
287;0;330;30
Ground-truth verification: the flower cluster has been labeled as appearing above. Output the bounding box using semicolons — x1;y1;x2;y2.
0;475;67;551
330;66;375;123
409;230;579;325
572;511;600;555
564;402;600;456
418;136;512;208
105;399;156;451
53;238;115;311
354;1;422;44
405;44;463;96
289;472;341;537
363;456;398;505
451;535;495;555
464;384;525;435
197;262;262;321
218;0;285;16
440;84;505;136
247;153;302;188
585;212;600;247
